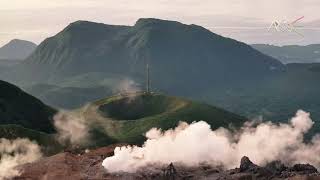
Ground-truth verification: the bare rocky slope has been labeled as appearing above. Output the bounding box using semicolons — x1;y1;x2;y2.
15;145;320;180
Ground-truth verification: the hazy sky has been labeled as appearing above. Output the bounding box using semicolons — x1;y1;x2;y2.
1;0;320;46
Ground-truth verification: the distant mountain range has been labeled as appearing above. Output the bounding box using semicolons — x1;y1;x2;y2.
1;19;283;99
0;39;37;60
252;44;320;64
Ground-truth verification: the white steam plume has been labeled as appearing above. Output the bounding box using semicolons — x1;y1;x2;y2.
53;104;111;147
0;138;42;179
103;110;320;173
113;78;141;94
53;105;91;146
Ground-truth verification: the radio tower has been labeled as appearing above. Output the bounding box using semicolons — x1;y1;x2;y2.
146;62;151;94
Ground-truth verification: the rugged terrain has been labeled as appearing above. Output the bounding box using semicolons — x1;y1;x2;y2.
15;145;320;180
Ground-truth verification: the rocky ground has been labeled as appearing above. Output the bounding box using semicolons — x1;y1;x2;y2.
14;145;320;180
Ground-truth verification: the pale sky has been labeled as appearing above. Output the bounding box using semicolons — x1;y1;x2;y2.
1;0;320;46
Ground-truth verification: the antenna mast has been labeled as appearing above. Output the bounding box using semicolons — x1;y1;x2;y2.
146;62;150;93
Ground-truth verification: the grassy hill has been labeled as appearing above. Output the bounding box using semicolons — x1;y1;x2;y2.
0;86;246;153
0;79;246;153
89;92;246;145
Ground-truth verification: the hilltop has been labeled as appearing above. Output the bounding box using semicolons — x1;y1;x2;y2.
87;92;246;145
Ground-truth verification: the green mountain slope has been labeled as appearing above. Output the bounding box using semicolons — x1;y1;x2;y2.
0;80;56;132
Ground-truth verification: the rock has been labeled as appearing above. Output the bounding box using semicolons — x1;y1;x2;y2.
14;144;127;180
240;156;259;172
13;150;320;180
239;156;273;179
163;163;178;179
265;160;288;174
290;164;318;174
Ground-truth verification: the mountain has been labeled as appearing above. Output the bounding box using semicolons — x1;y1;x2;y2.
2;18;284;90
0;80;56;132
0;39;37;60
251;44;320;64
